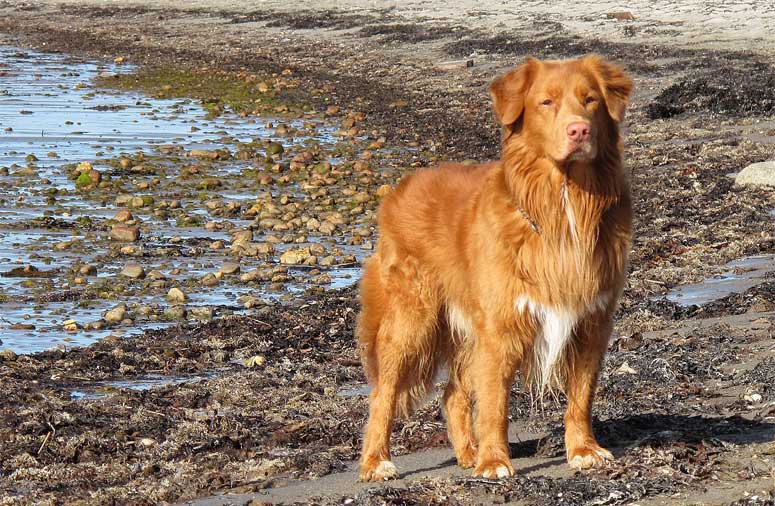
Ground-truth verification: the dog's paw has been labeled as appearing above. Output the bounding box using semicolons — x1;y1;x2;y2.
567;444;613;470
455;445;477;469
473;458;514;479
359;459;399;482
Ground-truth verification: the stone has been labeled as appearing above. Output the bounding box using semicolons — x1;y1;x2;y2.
165;305;187;320
113;209;134;223
280;247;310;265
110;225;140;242
105;304;128;324
63;319;79;332
120;263;145;279
219;262;240;275
735;161;775;188
167;287;187;303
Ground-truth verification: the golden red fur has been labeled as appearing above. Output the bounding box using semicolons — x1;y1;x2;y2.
357;55;633;481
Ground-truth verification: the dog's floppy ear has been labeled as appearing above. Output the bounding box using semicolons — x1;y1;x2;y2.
490;58;537;126
584;55;632;122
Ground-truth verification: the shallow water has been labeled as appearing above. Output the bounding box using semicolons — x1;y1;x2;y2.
665;254;775;306
0;45;361;353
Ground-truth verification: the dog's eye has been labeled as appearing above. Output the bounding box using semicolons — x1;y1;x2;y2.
541;99;553;106
584;96;597;105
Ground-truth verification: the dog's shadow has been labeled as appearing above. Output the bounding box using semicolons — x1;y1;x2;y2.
512;412;775;460
402;412;775;479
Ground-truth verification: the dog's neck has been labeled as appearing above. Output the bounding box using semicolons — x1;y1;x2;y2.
499;136;624;246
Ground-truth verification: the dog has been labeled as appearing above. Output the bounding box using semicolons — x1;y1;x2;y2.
356;55;633;481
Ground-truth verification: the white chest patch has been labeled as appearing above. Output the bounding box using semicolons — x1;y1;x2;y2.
515;292;611;389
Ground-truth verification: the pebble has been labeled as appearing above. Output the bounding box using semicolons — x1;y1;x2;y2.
200;273;219;287
0;349;18;361
165;305;187;320
104;304;128;324
113;209;134;223
62;319;79;332
110;225;140;242
219;262;240;275
120;263;145;279
167;287;187;303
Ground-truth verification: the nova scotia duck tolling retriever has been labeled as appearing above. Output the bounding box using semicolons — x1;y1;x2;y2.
357;55;633;481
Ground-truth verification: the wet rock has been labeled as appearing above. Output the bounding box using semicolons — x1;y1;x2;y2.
110;225;140;242
10;323;35;330
200;273;219;287
83;320;105;330
189;306;214;320
735;161;775;188
376;184;393;199
113;209;134;223
167;287;187;303
0;349;18;361
190;149;220;160
318;221;336;235
78;264;97;276
120;263;145;279
104;304;128;324
2;265;53;278
165;305;187;320
280;247;311;265
219;262;240;275
62;319;79;332
320;255;336;266
265;142;284;156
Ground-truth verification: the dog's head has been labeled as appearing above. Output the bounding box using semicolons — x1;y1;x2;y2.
490;56;632;164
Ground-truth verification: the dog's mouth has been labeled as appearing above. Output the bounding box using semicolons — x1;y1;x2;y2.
561;140;596;162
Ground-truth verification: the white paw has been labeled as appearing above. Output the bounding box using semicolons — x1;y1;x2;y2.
374;460;398;480
568;447;614;470
495;465;512;478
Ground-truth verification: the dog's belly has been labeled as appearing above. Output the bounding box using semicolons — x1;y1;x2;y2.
516;292;611;388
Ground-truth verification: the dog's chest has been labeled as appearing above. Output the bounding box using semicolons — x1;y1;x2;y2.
515;292;611;387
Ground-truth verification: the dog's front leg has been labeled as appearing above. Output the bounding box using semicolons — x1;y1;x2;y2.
470;331;520;478
564;313;614;470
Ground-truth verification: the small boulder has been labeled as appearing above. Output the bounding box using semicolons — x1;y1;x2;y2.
735;161;775;188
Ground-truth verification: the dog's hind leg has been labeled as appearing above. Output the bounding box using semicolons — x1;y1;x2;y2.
564;313;614;470
443;366;476;469
357;255;440;481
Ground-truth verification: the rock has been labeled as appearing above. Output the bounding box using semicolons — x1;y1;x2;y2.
10;323;35;330
190;306;214;320
616;361;638;375
219;262;240;275
147;270;167;281
0;349;18;361
113;209;134;223
243;355;266;367
265;142;284;156
319;221;336;235
63;319;79;332
190;149;219;159
200;273;219;287
78;264;97;276
120;263;145;279
167;287;187;303
320;255;336;266
110;225;140;242
376;184;393;199
104;304;128;324
280;247;310;265
735;161;775;188
165;305;187;320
